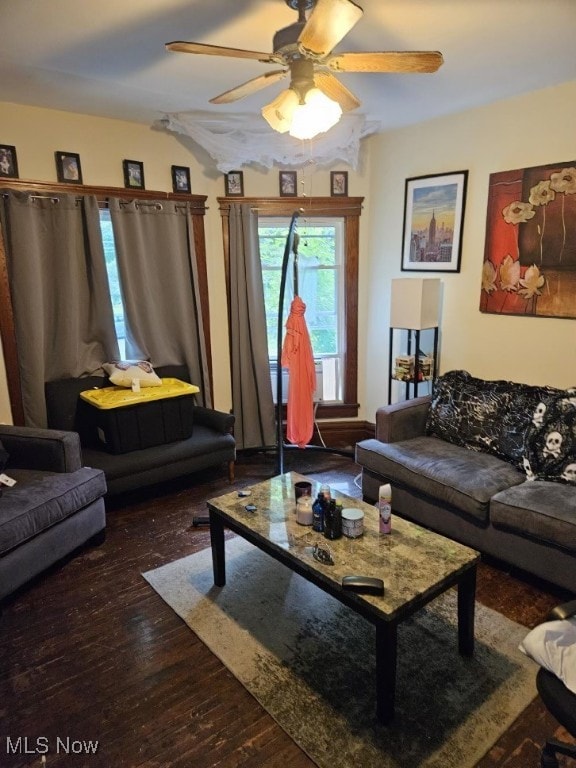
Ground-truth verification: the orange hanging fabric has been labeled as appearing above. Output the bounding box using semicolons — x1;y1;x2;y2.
281;296;317;449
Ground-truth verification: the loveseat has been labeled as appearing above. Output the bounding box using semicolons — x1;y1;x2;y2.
355;370;576;593
44;364;236;496
0;424;107;602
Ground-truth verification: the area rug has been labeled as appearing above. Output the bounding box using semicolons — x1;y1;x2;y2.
142;537;538;768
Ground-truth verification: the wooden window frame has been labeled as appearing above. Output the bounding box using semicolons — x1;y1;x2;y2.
218;196;363;419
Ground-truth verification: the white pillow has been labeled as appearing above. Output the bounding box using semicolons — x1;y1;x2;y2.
102;360;162;388
519;617;576;695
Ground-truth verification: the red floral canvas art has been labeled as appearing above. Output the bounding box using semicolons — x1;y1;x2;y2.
481;161;576;318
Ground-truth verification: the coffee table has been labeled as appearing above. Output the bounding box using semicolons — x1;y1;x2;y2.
206;472;480;724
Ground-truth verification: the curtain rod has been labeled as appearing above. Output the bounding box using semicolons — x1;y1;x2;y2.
2;192;207;212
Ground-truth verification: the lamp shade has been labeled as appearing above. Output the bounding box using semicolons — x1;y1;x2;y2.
390;278;441;329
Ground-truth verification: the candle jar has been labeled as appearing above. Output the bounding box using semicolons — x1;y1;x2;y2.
296;495;313;525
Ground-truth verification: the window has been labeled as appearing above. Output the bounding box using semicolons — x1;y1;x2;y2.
99;209;126;357
259;217;344;403
219;195;362;419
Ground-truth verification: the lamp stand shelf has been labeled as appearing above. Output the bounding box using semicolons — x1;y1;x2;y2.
388;326;439;405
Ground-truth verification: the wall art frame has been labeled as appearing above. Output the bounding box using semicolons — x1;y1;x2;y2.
480;160;576;319
0;144;19;178
123;159;145;190
401;170;468;273
279;170;297;197
225;170;244;196
330;171;348;196
55;151;83;184
171;165;191;194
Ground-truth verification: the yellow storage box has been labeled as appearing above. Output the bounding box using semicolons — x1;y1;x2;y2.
79;378;200;454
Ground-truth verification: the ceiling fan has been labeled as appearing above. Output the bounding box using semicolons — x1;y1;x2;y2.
166;0;443;138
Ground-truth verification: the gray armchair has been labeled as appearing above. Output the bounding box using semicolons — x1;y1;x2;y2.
0;425;107;603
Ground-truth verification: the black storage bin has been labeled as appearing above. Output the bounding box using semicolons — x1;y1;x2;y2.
78;378;198;454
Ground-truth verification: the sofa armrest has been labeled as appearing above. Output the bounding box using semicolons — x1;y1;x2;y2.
194;407;235;435
375;395;431;443
0;425;83;473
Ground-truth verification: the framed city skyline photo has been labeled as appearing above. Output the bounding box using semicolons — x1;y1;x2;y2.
55;151;83;184
123;159;145;190
225;171;244;196
171;165;191;193
279;170;297;197
401;170;468;273
0;144;19;178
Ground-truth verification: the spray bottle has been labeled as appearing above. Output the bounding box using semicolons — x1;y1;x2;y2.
378;484;392;534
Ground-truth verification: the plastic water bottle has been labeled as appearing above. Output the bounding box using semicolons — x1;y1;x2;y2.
312;493;325;532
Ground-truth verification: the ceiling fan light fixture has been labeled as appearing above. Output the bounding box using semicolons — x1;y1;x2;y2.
288;87;342;140
261;88;300;133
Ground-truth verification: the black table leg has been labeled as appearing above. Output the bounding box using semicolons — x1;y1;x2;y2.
375;619;397;724
457;565;476;656
209;510;226;587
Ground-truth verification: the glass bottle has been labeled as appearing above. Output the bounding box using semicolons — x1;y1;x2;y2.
324;499;342;540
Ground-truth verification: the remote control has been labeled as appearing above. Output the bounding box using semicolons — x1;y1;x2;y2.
341;575;385;595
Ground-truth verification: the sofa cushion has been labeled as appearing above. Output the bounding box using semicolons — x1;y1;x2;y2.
81;424;235;481
491;481;576;554
355;435;525;523
426;370;562;470
0;467;107;555
523;391;576;484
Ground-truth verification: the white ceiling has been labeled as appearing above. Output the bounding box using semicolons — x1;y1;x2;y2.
1;0;575;132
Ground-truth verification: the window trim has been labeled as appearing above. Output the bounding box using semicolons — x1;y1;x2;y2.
218;196;363;419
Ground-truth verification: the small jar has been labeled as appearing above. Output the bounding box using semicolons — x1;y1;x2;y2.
296;495;313;525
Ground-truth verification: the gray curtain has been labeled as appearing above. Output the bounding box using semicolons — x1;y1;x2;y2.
0;191;119;427
108;198;211;407
228;203;276;450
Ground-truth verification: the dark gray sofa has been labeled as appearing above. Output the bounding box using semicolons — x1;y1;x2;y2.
356;371;576;593
44;364;236;496
0;425;107;602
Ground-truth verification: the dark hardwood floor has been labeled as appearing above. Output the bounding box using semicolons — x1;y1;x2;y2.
1;451;574;767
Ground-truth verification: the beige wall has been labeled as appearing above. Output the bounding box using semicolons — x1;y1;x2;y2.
0;101;371;422
363;80;576;421
2;83;575;426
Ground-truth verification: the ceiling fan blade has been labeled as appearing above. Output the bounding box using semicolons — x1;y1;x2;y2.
315;71;360;112
166;40;275;63
298;0;363;59
210;70;288;104
328;51;444;73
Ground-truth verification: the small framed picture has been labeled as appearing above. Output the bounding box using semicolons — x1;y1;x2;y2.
401;170;468;273
171;165;191;194
0;144;19;178
55;151;83;184
330;171;348;196
123;159;145;190
225;171;244;196
279;171;297;197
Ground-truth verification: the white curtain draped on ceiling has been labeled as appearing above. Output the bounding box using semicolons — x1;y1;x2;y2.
158;112;382;172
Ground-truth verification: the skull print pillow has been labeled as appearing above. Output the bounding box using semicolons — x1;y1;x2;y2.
523;391;576;483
